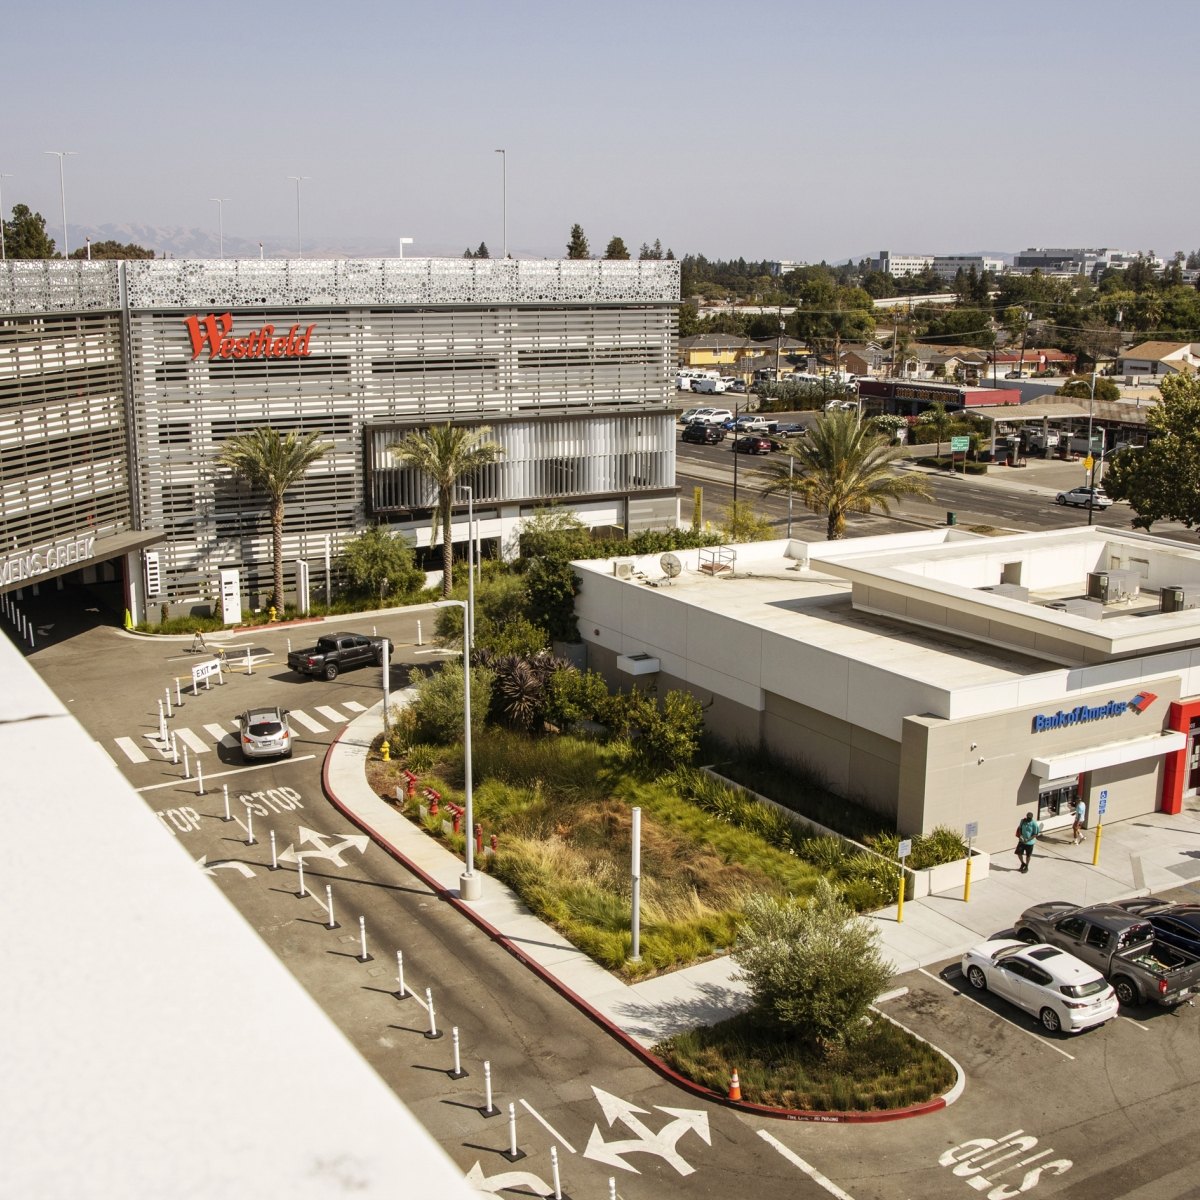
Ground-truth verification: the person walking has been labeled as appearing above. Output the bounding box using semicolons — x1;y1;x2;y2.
1072;797;1087;845
1015;811;1041;873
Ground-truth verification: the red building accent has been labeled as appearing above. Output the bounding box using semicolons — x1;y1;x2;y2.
1160;698;1200;815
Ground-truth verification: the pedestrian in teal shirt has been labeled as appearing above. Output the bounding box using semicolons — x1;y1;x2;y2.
1015;812;1041;873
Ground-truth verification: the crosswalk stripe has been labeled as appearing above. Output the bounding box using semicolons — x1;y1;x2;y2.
288;709;327;733
314;705;348;723
342;700;367;712
204;723;238;746
175;727;210;754
114;736;149;763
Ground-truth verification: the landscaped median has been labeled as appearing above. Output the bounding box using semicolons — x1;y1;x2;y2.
365;723;962;1116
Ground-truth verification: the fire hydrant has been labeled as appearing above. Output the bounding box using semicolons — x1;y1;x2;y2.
268;605;277;622
380;741;391;762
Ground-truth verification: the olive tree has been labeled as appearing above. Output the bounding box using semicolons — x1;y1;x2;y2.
733;879;892;1048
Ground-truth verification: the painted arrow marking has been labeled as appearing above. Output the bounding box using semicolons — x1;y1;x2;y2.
196;855;255;879
276;827;370;868
464;1161;552;1195
582;1085;710;1176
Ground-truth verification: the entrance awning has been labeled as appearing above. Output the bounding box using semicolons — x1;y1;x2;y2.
1031;731;1185;779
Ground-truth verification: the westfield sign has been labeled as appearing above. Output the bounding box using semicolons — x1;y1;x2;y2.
184;312;316;361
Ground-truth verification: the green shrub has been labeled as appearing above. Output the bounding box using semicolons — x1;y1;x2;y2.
408;661;494;745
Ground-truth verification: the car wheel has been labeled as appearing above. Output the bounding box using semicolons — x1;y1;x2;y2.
1039;1006;1062;1033
323;662;339;682
966;965;987;992
1112;976;1139;1006
1056;495;1067;505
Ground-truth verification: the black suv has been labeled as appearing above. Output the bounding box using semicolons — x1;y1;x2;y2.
681;422;725;445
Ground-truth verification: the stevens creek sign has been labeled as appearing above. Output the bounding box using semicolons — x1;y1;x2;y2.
1032;690;1158;733
184;312;316;361
1;535;97;587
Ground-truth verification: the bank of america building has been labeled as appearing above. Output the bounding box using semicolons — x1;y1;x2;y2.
0;258;679;621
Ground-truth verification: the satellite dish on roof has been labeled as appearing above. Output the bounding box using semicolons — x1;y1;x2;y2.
660;553;682;583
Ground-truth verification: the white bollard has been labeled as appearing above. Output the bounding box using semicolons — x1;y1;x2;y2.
245;647;252;676
158;700;167;743
358;915;371;962
482;1060;496;1116
222;784;230;821
165;687;172;719
395;950;407;998
245;804;254;845
502;1102;523;1162
196;761;205;796
182;745;191;779
609;1178;616;1200
424;986;441;1039
28;625;35;650
270;829;278;869
193;670;199;697
325;884;336;929
171;731;179;765
175;679;182;707
372;625;376;636
287;637;292;653
449;1026;467;1079
297;858;306;897
550;1147;563;1200
416;619;423;646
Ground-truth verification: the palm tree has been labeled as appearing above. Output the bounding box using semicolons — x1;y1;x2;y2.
215;427;332;612
388;423;504;596
760;410;932;540
917;400;955;458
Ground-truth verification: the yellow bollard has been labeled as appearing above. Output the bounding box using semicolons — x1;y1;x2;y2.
1091;821;1103;866
963;856;973;904
896;874;905;923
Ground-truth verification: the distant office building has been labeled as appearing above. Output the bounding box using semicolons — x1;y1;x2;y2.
767;260;806;276
1012;248;1164;279
873;251;935;277
931;254;1007;281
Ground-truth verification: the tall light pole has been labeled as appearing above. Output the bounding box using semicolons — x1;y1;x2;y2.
287;175;310;257
44;151;76;258
208;198;231;259
458;484;476;649
0;173;12;260
1083;370;1100;527
494;149;506;259
435;599;480;901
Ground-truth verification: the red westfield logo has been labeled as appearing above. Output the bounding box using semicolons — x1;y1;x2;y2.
184;312;315;361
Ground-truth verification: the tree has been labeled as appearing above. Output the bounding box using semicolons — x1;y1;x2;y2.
639;239;665;260
566;224;590;259
1056;375;1120;402
3;204;56;258
69;240;154;260
917;401;955;457
732;879;892;1048
760;410;932;539
1104;374;1200;529
405;660;494;745
215;427;332;611
341;525;422;604
387;423;503;596
524;556;581;643
717;499;776;541
603;235;630;260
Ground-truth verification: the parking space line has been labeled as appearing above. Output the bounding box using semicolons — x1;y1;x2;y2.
920;968;1076;1060
757;1130;857;1200
1120;1015;1150;1031
519;1099;577;1154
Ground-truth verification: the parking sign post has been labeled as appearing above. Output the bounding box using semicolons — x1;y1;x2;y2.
1093;789;1108;867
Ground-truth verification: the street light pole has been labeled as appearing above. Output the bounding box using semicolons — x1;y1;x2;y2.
459;484;475;649
44;151;76;258
1085;370;1099;527
0;173;12;260
494;149;506;258
435;599;480;901
208;198;231;259
287;175;310;257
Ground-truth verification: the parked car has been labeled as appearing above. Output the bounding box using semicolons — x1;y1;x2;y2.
726;380;747;394
733;415;772;433
681;422;725;445
237;705;293;761
693;377;727;395
695;408;734;426
733;435;772;455
1014;901;1200;1007
287;632;393;680
1056;486;1113;509
679;407;715;425
961;939;1119;1033
767;423;806;449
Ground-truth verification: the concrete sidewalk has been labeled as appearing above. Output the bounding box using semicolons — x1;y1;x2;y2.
326;704;1200;1047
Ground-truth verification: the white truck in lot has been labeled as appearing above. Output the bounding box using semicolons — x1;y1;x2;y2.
692;377;727;394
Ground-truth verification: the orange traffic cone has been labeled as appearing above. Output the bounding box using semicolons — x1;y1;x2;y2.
728;1068;742;1102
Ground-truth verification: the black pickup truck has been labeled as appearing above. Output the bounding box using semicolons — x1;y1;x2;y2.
1015;901;1200;1007
286;632;392;681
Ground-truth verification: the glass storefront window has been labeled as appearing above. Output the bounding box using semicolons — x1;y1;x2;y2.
1038;778;1080;820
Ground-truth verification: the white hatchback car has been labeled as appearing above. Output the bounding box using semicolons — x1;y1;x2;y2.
961;939;1118;1033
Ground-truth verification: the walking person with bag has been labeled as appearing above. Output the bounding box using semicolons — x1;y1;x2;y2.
1071;797;1087;845
1015;811;1041;873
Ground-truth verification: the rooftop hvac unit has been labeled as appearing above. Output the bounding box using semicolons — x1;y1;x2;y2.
1161;585;1200;613
1087;569;1140;605
613;559;635;580
982;583;1030;602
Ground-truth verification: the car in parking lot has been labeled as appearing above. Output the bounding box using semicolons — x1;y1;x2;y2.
726;380;747;393
679;406;714;425
961;939;1119;1033
767;422;806;449
693;408;734;426
1140;906;1200;958
681;422;725;445
237;705;293;761
1056;486;1113;509
733;435;772;455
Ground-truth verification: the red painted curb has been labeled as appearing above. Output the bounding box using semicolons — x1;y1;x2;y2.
321;728;953;1124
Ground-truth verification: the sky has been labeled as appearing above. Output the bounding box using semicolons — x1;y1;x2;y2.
4;0;1197;264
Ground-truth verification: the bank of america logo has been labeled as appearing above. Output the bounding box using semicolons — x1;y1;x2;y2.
1130;690;1157;713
